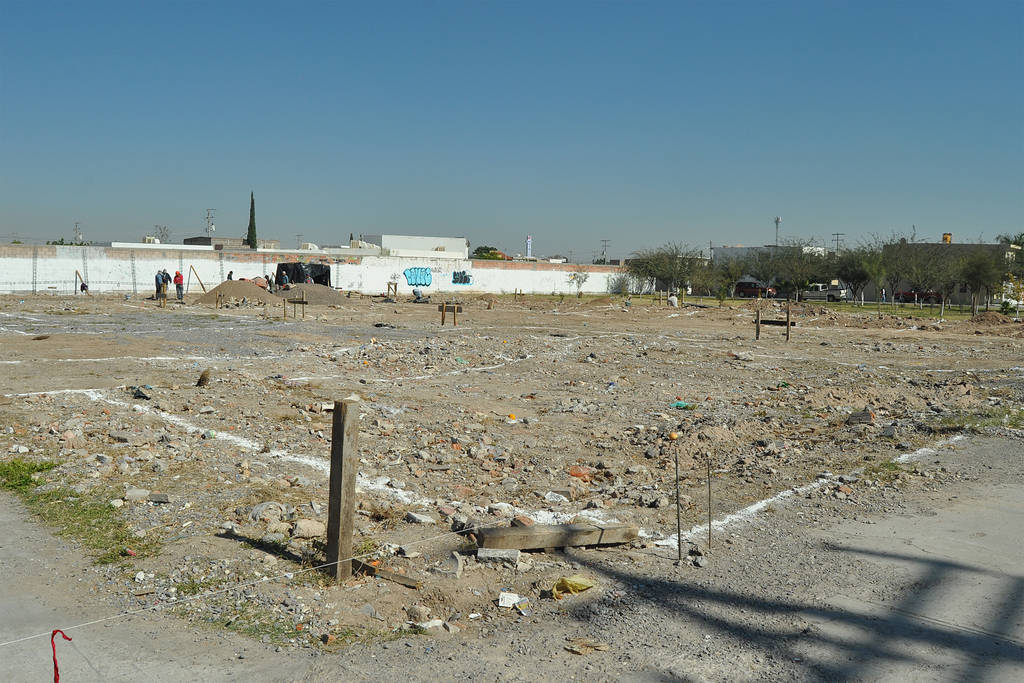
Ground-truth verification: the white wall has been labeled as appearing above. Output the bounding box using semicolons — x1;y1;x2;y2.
0;245;619;296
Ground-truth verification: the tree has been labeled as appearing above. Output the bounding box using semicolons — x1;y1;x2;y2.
859;243;887;315
626;242;700;294
567;267;590;297
835;247;871;304
773;241;824;299
961;247;1004;315
472;245;503;259
245;192;257;248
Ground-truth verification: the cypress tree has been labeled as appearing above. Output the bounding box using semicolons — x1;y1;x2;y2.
245;191;257;248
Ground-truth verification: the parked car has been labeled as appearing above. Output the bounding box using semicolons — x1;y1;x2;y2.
895;290;942;304
734;281;776;298
801;282;851;302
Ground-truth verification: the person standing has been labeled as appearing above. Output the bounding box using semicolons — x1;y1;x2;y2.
155;269;163;298
161;269;171;300
227;271;233;280
173;270;184;301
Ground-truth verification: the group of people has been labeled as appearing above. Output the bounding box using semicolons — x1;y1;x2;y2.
154;268;184;302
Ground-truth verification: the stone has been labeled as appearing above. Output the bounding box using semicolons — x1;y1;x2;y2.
124;488;150;502
880;425;897;438
94;453;112;464
693;555;708;568
544;491;569;503
292;519;326;538
147;492;171;504
487;502;515;517
416;619;445;634
407;605;430;622
109;499;124;508
261;532;286;544
511;515;535;527
199;406;216;414
266;521;291;535
846;410;875;425
476;548;521;564
838;475;858;484
406;511;435;525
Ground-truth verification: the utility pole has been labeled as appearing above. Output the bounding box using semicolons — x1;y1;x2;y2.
600;239;610;263
832;232;844;255
73;222;84;243
774;216;782;248
568;249;574;264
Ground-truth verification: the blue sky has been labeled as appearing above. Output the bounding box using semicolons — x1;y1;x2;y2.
1;1;1021;259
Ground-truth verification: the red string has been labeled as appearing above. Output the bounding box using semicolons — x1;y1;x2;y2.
51;629;71;683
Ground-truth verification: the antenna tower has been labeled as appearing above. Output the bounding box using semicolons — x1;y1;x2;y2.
205;209;217;236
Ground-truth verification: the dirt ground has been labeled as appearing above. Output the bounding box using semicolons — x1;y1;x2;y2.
1;292;1022;681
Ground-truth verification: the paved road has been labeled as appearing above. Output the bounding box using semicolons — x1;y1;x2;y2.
0;494;311;682
797;481;1024;681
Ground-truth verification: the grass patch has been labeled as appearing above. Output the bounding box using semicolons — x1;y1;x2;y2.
24;487;162;564
0;459;57;492
2;461;160;564
864;460;906;484
940;407;1024;431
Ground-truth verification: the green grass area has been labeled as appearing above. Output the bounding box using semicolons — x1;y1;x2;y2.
0;459;56;492
1;458;160;564
939;407;1024;431
863;460;906;484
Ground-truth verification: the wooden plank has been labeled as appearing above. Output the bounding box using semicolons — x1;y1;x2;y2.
437;304;463;312
324;399;359;581
476;523;638;550
353;559;422;589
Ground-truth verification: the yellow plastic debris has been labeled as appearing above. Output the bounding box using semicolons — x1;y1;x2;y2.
551;574;595;600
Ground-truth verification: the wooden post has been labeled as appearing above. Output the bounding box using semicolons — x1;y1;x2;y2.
706;455;712;552
674;447;682;564
755;306;761;340
74;270;89;295
786;299;791;342
189;265;206;293
282;298;287;320
302;290;306;319
452;302;457;327
325;398;360;581
440;304;447;326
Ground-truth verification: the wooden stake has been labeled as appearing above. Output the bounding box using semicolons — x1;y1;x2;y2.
325;398;360;581
189;264;206;293
755;306;761;340
786;299;791;342
706;455;712;552
675;447;683;564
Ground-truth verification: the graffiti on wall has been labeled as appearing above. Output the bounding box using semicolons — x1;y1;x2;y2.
452;270;472;285
404;267;432;287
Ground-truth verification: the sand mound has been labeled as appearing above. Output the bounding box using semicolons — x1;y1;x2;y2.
970;311;1013;325
199;280;280;306
281;283;346;306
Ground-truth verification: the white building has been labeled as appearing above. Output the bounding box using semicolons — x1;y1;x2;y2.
360;234;469;259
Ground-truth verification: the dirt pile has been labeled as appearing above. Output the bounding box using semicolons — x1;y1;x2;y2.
281;283;347;306
199;280;280;306
970;311;1013;325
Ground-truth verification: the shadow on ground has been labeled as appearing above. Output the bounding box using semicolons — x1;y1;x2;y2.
570;543;1024;681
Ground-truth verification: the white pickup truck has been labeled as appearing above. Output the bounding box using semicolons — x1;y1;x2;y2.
801;282;850;302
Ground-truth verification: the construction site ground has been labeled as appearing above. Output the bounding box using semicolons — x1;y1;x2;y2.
1;290;1022;682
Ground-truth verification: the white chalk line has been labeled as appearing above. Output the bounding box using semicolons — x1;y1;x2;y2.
653;435;968;548
59;389;617;528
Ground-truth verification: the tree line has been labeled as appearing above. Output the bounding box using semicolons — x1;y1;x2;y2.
617;232;1023;316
